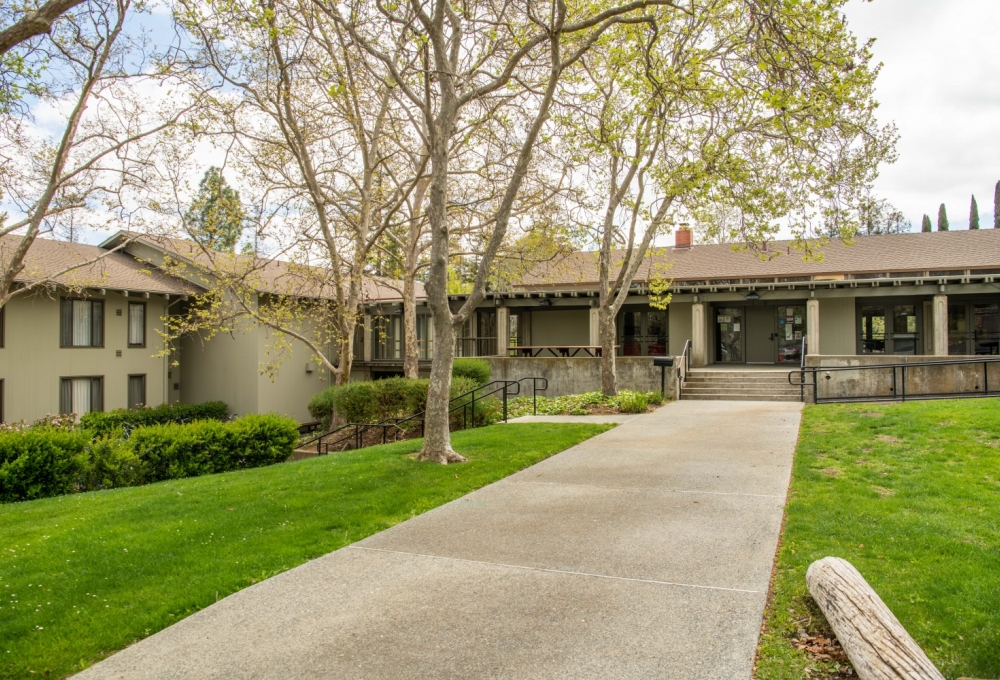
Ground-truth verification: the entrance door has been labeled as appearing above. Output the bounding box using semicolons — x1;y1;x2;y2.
746;306;776;364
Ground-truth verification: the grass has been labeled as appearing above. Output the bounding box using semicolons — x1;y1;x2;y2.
755;399;1000;680
0;422;612;679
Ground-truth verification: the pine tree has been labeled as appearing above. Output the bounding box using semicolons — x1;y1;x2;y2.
184;167;246;252
994;181;1000;228
921;214;932;232
937;203;949;231
969;195;980;229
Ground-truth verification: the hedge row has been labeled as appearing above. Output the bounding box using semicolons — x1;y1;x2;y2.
80;401;229;436
308;375;497;430
0;414;298;504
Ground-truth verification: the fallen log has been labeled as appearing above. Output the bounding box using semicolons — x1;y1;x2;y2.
806;557;944;680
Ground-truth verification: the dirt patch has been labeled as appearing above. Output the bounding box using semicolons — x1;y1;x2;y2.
857;412;884;418
792;631;854;676
819;467;841;478
875;434;902;444
872;486;895;498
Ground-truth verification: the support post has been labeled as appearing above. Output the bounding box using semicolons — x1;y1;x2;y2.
362;312;372;362
589;304;600;347
932;294;948;356
691;302;707;367
922;300;934;355
496;306;510;357
806;298;820;355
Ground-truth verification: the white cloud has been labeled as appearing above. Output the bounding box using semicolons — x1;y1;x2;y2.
843;0;1000;229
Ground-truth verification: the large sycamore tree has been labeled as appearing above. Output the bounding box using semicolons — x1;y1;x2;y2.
556;0;895;394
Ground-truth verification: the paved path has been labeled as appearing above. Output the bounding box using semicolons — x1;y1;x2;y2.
77;400;803;680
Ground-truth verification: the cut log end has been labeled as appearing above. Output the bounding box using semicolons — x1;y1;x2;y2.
806;557;944;680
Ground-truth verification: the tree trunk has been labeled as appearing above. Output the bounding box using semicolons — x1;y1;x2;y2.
417;307;465;463
402;273;419;379
599;303;617;396
806;557;944;680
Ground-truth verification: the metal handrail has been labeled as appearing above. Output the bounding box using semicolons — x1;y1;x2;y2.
678;339;692;400
789;356;1000;404
798;336;808;402
305;379;523;454
517;376;548;415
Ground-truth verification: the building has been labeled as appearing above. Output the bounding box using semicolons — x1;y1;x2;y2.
1;227;997;423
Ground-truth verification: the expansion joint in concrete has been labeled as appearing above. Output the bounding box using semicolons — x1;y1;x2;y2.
347;545;765;595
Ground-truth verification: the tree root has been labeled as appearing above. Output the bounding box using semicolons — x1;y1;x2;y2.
417;448;468;464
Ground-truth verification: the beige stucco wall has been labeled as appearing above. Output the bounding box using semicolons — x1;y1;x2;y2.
256;325;332;423
529;309;590;346
668;302;692;355
818;296;856;355
0;291;170;423
179;314;259;417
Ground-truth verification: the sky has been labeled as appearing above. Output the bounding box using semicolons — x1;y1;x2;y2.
842;0;1000;230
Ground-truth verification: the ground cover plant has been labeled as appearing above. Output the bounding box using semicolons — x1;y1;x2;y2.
755;400;1000;680
0;422;612;679
507;390;664;418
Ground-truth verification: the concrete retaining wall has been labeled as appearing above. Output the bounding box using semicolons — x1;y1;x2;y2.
487;356;675;397
803;355;1000;401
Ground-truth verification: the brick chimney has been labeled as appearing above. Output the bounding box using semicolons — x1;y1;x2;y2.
674;226;692;249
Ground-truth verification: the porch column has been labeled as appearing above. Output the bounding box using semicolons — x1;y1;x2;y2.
589;304;600;346
932;294;948;356
806;298;820;355
496;306;510;356
922;300;934;355
362;312;372;362
691;302;707;367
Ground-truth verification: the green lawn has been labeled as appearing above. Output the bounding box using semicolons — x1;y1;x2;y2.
0;422;611;679
755;400;1000;680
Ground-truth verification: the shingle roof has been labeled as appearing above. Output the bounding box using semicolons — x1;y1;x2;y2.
519;229;1000;288
104;232;422;303
2;235;202;295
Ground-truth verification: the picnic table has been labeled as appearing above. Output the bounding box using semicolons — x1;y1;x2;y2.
507;345;617;358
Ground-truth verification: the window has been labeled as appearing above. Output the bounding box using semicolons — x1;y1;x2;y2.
128;302;145;347
619;308;668;356
128;374;146;410
860;306;886;353
416;315;435;360
60;299;104;347
59;377;103;416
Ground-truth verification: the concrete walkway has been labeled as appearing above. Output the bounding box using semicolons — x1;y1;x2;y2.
77;400;803;680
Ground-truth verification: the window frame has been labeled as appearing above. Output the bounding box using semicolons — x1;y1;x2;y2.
60;298;105;348
127;374;147;410
127;301;146;348
59;376;104;415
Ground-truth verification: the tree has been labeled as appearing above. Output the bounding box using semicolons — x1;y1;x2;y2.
937;203;949;231
177;0;426;389
0;0;200;309
969;195;980;230
994;181;1000;229
0;0;87;57
921;214;932;232
823;194;909;237
184;167;246;252
558;2;894;394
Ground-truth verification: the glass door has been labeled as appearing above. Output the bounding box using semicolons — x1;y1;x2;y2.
948;305;968;355
715;307;744;363
860;306;886;353
891;305;917;355
777;306;807;363
974;304;999;355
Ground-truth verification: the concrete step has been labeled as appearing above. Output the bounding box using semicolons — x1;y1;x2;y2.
681;387;802;397
682;393;803;402
683;376;793;384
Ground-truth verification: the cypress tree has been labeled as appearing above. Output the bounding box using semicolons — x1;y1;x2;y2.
994;181;1000;228
937;203;949;231
921;214;932;232
970;195;980;229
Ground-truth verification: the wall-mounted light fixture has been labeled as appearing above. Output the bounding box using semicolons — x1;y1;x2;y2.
745;291;760;301
538;299;553;307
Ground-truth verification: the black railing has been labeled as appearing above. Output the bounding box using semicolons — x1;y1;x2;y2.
300;379;535;455
518;376;549;415
789;356;1000;404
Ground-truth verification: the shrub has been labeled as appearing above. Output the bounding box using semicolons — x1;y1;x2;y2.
129;414;298;481
449;376;503;428
648;391;665;406
452;358;491;385
78;438;147;491
0;429;89;503
81;401;229;437
615;391;649;414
